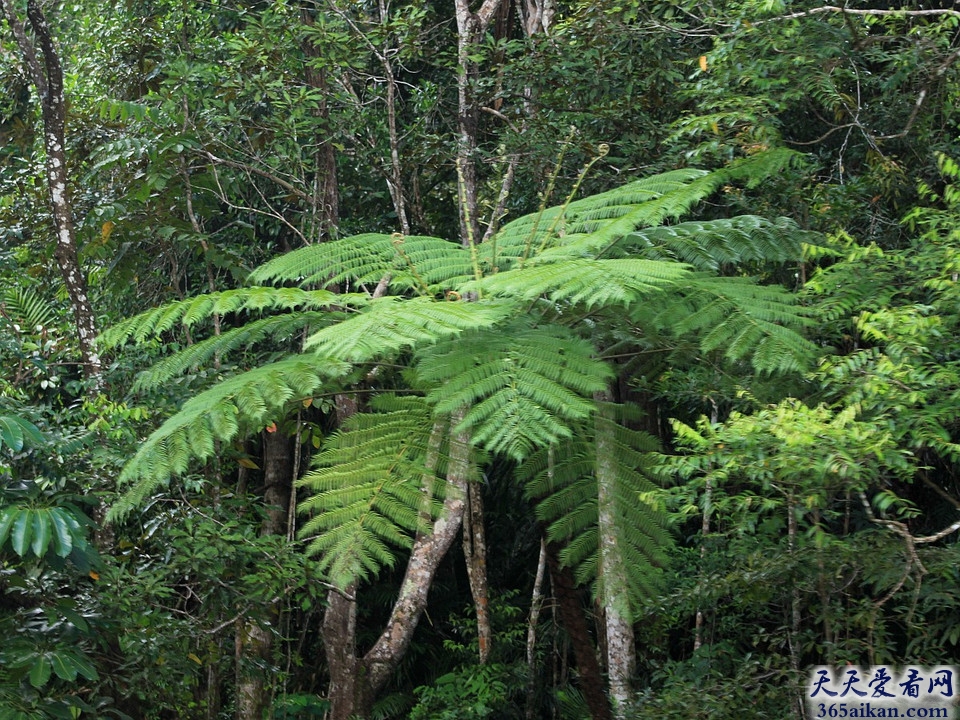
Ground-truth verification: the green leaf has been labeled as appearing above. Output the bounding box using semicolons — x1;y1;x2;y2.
48;508;75;558
30;509;52;558
0;505;18;546
0;414;45;452
49;650;80;682
11;509;33;557
28;655;52;689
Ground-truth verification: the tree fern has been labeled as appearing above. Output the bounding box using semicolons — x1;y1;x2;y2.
416;322;612;460
131;311;330;391
483;168;714;270
620;215;815;271
107;354;350;521
303;296;513;363
248;234;473;293
523;408;673;616
468;258;690;308
297;396;454;589
100;286;348;348
647;275;818;373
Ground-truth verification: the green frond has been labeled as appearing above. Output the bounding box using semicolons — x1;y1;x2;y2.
1;286;58;331
0;413;46;453
132;311;330;391
650;275;818;373
304;296;513;363
485;168;714;269
416;323;612;459
100;287;346;348
298;396;450;589
522;412;672;615
468;259;690;308
248;234;471;292
622;215;815;271
108;355;349;522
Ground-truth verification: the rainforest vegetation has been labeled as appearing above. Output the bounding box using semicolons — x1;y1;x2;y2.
1;0;960;718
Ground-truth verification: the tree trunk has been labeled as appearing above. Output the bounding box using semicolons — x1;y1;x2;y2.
235;429;294;720
463;478;491;664
360;412;469;701
300;7;340;243
594;392;635;720
453;0;504;247
323;414;469;719
544;540;612;720
2;0;101;381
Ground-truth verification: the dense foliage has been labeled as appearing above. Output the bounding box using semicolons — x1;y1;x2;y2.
2;0;959;718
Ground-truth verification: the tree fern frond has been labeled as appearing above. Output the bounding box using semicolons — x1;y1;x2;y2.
650;275;819;373
108;355;349;521
484;168;713;270
304;297;513;363
522;411;672;615
248;234;396;287
622;215;815;271
298;396;451;589
467;259;690;308
416;324;611;459
100;287;346;348
248;234;472;291
133;311;331;391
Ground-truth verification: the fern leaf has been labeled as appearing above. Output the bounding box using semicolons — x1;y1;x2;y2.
468;259;689;308
132;311;330;391
304;296;513;362
298;396;450;589
100;287;347;348
622;215;815;271
485;168;713;269
248;234;472;292
108;354;349;521
416;323;612;459
650;275;818;373
523;411;672;616
1;286;58;332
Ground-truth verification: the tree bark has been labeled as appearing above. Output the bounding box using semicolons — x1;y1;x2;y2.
2;0;101;381
300;8;340;243
544;540;612;720
323;414;469;719
594;392;635;720
235;429;294;720
463;477;492;664
360;412;469;701
453;0;504;247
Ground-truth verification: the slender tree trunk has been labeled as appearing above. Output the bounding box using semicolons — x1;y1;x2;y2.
525;539;547;720
694;403;718;653
235;430;293;720
324;414;469;719
300;8;340;243
453;0;504;247
463;478;491;664
544;541;612;720
594;392;635;720
359;412;470;705
322;395;361;720
323;582;360;720
787;494;806;720
2;0;101;381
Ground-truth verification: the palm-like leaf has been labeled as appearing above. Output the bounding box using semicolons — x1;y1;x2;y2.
416;323;612;459
524;410;672;616
107;354;350;521
298;396;450;588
